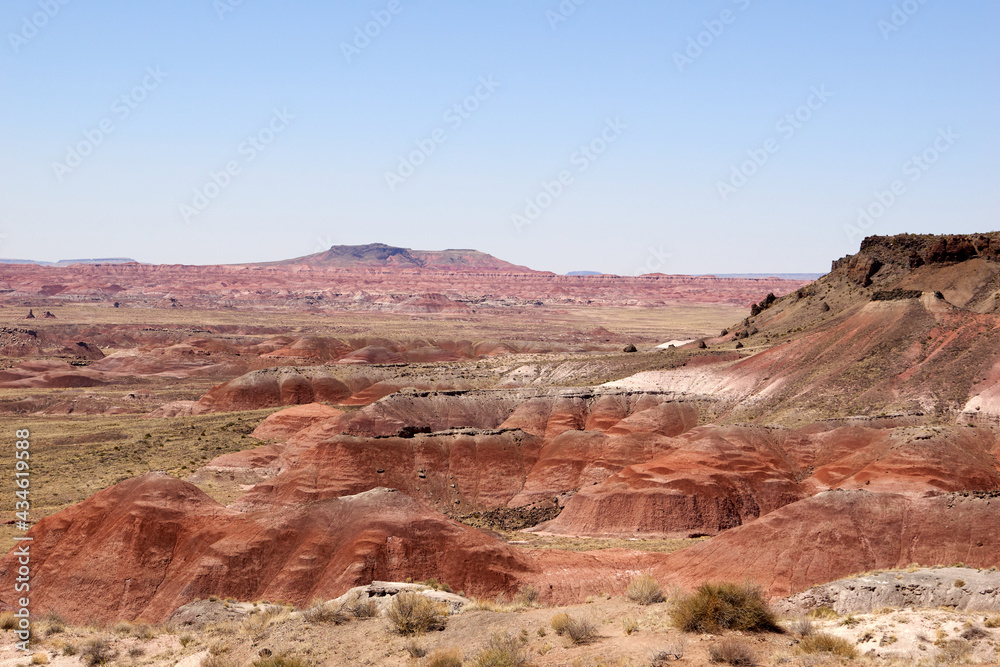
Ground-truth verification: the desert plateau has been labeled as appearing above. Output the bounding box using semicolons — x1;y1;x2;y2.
0;235;997;666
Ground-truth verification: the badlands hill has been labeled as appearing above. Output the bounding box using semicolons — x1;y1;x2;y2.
612;233;1000;423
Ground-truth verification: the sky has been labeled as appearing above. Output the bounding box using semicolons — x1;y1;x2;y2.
0;1;997;276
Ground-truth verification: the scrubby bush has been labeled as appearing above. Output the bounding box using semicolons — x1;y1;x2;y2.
984;615;1000;628
201;653;236;667
513;584;540;607
790;617;813;636
303;600;349;625
344;592;379;619
799;632;858;658
470;632;529;667
550;613;572;635
708;637;756;665
386;592;447;635
0;611;17;630
626;573;664;605
670;582;779;634
81;638;117;666
548;612;596;644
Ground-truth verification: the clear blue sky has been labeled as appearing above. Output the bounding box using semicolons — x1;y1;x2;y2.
1;1;996;275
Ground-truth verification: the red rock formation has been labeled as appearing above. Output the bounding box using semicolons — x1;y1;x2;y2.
251;403;345;441
0;474;660;623
657;490;1000;598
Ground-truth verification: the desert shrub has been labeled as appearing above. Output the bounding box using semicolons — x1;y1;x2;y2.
790;617;813;636
937;639;971;662
954;579;966;588
344;593;379;619
426;648;463;667
304;601;348;625
62;643;78;656
799;632;858;658
30;654;48;665
514;584;540;607
0;611;17;630
470;632;529;667
622;617;639;635
670;582;779;634
81;638;117;666
386;592;447;635
180;633;195;647
251;656;308;667
626;573;665;605
961;624;987;640
984;615;1000;628
708;637;756;665
650;637;687;664
405;640;427;658
563;616;598;644
550;613;572;635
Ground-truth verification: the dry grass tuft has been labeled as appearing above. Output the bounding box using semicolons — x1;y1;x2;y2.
513;584;540;607
470;632;529;667
799;632;858;658
426;648;464;667
0;611;17;630
304;600;349;625
984;615;1000;628
806;605;838;619
626;573;665;605
789;616;813;636
81;638;117;666
708;637;757;665
548;612;597;644
385;592;448;635
670;582;779;634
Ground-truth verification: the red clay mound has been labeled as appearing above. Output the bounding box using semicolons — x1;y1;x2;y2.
499;392;696;439
0;360;107;388
261;336;352;362
541;426;805;538
198;368;358;411
657;489;1000;598
0;473;660;623
338;391;526;437
336;345;406;365
792;425;1000;493
234;429;545;513
251;403;345;440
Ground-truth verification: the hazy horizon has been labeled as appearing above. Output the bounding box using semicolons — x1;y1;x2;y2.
2;1;996;275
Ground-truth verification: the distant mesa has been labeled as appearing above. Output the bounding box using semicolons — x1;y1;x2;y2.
269;243;539;273
566;270;603;276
